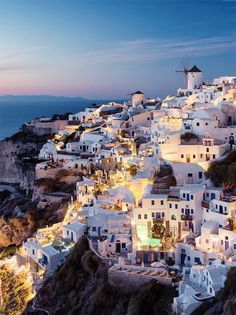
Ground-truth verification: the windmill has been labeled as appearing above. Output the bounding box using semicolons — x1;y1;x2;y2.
175;57;189;88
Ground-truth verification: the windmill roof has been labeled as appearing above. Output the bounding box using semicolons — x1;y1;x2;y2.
188;65;202;73
131;91;144;95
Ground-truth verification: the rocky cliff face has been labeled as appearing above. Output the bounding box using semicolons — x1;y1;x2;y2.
0;127;51;190
26;237;176;315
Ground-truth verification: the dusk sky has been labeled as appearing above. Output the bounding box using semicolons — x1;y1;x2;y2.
0;0;236;99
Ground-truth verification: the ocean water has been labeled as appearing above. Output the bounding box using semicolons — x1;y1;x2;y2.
0;97;121;140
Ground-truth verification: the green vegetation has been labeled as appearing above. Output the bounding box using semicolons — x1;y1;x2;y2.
180;132;198;142
35;177;75;194
128;165;138;177
0;244;16;259
205;150;236;189
0;267;32;315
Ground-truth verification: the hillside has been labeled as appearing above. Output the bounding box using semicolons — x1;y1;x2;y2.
26;237;177;315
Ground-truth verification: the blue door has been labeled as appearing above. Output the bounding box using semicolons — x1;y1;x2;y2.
211;193;216;200
143;254;149;264
98;227;101;236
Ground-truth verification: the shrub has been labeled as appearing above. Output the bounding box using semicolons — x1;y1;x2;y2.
205;150;236;189
180;132;198;142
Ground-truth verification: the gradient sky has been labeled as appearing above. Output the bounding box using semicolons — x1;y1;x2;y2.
0;0;236;98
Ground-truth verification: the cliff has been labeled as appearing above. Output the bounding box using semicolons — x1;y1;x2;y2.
0;127;52;190
25;237;176;315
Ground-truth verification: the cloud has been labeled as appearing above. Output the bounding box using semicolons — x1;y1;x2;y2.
0;64;42;72
76;34;236;64
0;47;44;61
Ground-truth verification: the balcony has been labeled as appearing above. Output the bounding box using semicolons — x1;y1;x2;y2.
153;218;164;224
168;196;180;202
181;215;193;221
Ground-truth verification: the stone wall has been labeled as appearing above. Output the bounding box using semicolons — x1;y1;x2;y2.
108;268;172;293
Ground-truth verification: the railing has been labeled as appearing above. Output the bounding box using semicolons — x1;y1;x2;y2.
168;196;180;202
181;215;193;221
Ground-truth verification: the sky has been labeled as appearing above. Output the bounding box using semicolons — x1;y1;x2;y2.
0;0;236;99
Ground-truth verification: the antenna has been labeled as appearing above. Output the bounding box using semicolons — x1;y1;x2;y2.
175;57;189;88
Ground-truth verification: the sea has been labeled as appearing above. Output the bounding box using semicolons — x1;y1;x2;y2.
0;96;124;140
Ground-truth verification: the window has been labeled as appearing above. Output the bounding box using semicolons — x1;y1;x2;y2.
196;122;200;126
138;214;141;219
181;154;184;158
169;203;172;208
199;172;203;179
191;209;194;214
67;230;69;235
32;249;35;255
225;236;229;240
205;122;208;126
160;200;164;205
200;154;203;158
193;155;196;159
194;257;201;264
162;212;165;217
213;154;216;159
175;204;178;209
209;287;212;294
187;256;190;261
144;214;147;219
152;212;155;218
206;239;209;244
181;208;184;213
221;240;223;245
183;193;186;198
171;215;176;220
122;243;126;248
206;148;209;152
234;244;236;250
151;200;155;206
92;227;96;232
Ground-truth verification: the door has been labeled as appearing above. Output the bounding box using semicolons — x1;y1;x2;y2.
143;254;149;264
116;242;121;253
225;241;229;250
181;253;186;265
206;154;210;161
211;193;216;200
186;155;190;163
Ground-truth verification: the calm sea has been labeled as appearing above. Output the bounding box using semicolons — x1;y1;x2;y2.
0;98;122;140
